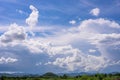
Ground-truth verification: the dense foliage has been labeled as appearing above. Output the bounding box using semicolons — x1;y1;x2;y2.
0;73;120;80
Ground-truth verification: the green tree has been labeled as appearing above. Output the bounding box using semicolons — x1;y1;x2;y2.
62;74;68;79
1;76;7;80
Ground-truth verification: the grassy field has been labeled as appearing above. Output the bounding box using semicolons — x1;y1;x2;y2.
1;73;120;80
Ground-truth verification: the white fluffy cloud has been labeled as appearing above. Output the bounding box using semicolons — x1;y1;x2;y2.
0;18;120;71
88;33;120;61
0;18;120;72
23;39;76;56
0;23;27;43
0;4;120;72
0;57;18;64
79;18;120;34
26;5;39;29
90;8;100;16
45;49;119;72
79;18;120;61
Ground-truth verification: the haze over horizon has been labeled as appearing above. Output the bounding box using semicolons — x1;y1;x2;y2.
0;0;120;74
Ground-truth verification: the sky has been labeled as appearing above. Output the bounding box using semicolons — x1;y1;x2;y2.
0;0;120;74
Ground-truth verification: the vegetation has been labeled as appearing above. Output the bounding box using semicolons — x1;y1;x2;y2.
0;72;120;80
42;72;58;78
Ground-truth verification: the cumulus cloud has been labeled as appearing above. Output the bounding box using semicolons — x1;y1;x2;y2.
0;23;27;43
26;5;39;29
25;5;39;36
90;8;100;16
45;49;119;72
69;20;76;25
79;18;120;34
0;11;120;72
77;18;120;62
89;33;120;61
23;39;76;56
0;57;18;64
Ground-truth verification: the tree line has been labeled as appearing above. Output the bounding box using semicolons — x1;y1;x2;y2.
0;72;120;80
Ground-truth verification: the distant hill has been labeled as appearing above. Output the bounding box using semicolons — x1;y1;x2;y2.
42;72;58;78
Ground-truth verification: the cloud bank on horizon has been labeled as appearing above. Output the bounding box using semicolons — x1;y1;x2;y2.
0;0;120;73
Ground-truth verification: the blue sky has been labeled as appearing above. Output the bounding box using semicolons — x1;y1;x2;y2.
1;0;120;26
0;0;120;74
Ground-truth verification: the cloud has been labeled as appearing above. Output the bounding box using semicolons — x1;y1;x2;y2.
89;49;96;53
16;9;24;14
0;16;120;72
90;8;100;16
22;40;76;56
0;57;18;64
16;9;27;15
36;62;42;66
77;18;120;61
89;33;120;61
26;5;39;29
79;18;120;34
18;10;24;14
0;23;27;43
46;18;120;71
69;20;76;25
45;49;119;72
0;71;23;74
